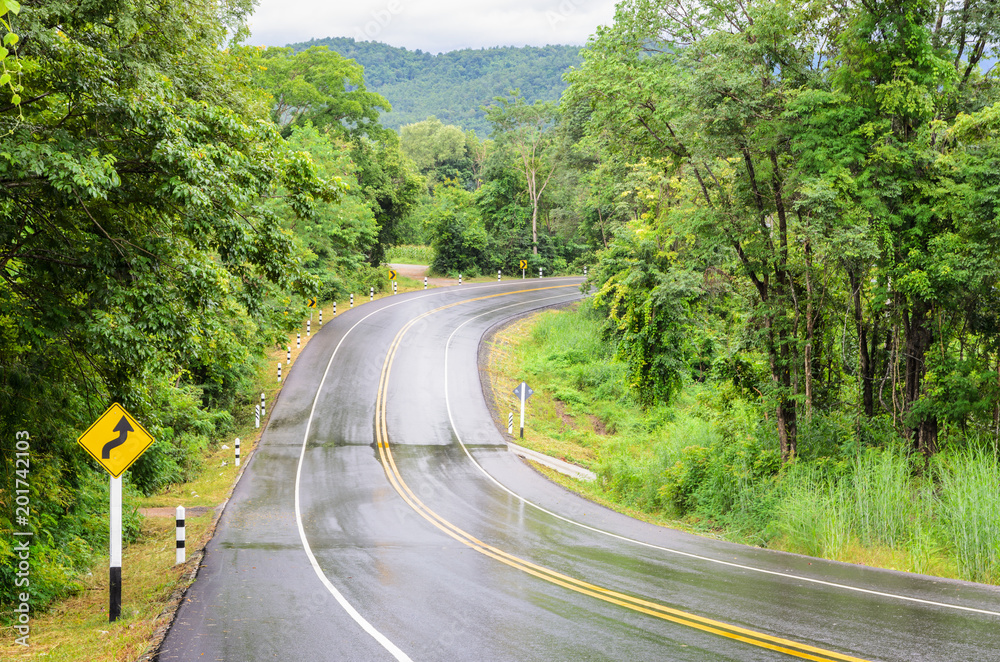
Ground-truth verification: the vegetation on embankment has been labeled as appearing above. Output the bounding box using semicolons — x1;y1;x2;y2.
487;303;1000;585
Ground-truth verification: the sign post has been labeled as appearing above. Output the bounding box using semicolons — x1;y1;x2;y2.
512;382;534;439
77;403;155;622
520;259;527;279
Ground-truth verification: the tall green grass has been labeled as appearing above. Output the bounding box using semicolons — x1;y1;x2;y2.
936;448;1000;583
386;244;435;265
508;303;1000;585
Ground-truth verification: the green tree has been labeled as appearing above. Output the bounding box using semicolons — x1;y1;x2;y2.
485;91;562;255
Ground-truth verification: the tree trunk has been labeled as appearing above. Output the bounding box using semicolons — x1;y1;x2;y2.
848;269;875;417
902;297;938;456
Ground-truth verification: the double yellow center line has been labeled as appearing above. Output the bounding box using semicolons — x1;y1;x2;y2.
374;285;870;662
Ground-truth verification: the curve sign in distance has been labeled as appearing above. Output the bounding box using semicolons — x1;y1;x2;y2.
388;270;397;280
77;403;155;477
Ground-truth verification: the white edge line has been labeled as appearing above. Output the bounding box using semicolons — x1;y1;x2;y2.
441;297;1000;619
290;278;583;661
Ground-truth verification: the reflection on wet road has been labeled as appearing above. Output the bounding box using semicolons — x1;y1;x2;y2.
157;279;1000;662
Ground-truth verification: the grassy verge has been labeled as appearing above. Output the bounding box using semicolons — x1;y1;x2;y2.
483;303;1000;585
386;244;434;265
0;289;426;660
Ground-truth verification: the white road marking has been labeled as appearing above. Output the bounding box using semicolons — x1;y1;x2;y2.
291;279;582;660
442;300;1000;619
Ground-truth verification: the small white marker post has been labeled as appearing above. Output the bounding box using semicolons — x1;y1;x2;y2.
584;266;588;277
498;270;502;282
508;412;514;435
297;333;301;349
539;267;543;279
370;286;374;301
350;293;354;308
424;276;427;290
393;281;397;295
255;404;260;429
334;301;337;316
235;437;241;467
319;309;323;326
286;346;291;365
513;382;533;439
277;362;282;382
175;506;186;565
260;392;265;418
459;274;462;285
110;475;122;622
307;318;311;337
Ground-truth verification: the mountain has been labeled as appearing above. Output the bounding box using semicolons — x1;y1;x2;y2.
288;37;583;136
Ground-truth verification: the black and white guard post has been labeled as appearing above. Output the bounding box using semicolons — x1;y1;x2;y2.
235;437;241;467
260;392;265;418
175;506;185;565
277;362;281;382
498;270;502;282
286;346;291;364
350;293;354;308
110;474;122;621
508;412;514;434
297;333;301;349
370;286;374;301
584;266;588;277
424;276;427;289
393;281;397;295
459;274;462;285
334;301;337;316
307;318;311;337
539;267;543;278
513;382;533;439
255;404;260;429
319;309;322;326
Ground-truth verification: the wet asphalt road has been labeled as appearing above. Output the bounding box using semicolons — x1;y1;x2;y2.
156;279;1000;662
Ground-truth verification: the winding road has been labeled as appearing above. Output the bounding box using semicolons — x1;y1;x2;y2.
156;279;1000;661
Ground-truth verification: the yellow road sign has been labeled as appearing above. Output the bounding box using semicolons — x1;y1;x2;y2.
389;270;397;280
519;260;528;270
77;403;155;477
306;298;317;308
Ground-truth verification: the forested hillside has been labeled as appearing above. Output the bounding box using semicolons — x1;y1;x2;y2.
288;38;582;135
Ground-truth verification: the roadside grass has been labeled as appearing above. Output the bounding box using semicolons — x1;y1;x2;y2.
0;290;416;660
484;303;999;585
386;244;434;265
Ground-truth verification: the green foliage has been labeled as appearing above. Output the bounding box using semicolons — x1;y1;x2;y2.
0;0;334;615
290;38;582;136
430;184;488;276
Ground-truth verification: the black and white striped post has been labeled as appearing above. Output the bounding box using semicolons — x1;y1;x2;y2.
584;266;588;277
333;301;337;316
319;309;323;326
370;286;374;301
307;318;311;337
286;346;290;365
175;506;185;565
498;270;502;282
109;475;122;622
255;404;260;429
393;281;397;295
350;293;354;308
508;412;514;435
539;267;543;278
260;392;265;418
459;274;462;284
277;362;282;382
235;437;241;467
424;276;427;290
296;333;301;349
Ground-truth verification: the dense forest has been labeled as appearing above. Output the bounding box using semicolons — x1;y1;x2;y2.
2;0;1000;624
288;38;581;136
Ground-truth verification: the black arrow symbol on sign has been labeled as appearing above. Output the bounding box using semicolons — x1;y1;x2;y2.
102;416;133;459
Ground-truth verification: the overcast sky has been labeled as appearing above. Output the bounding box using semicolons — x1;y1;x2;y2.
246;0;619;53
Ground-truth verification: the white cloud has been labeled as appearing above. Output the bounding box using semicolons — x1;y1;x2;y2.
246;0;617;53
